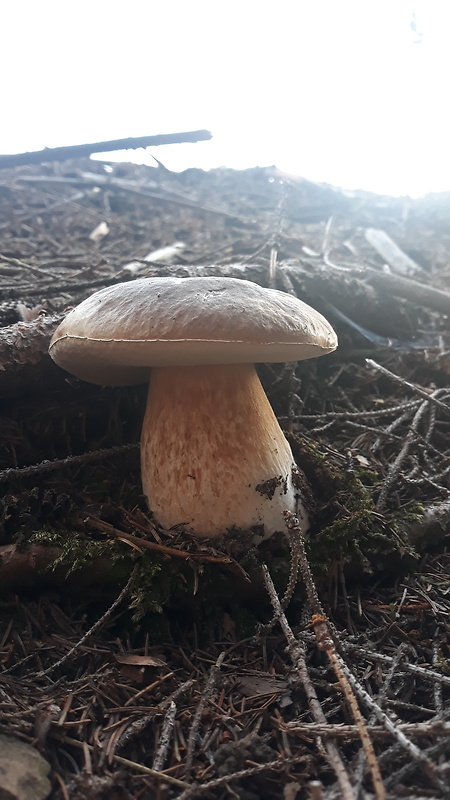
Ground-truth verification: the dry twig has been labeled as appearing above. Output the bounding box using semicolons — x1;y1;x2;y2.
312;614;386;800
376;387;450;511
0;130;212;169
184;651;225;777
35;566;138;678
366;360;450;416
261;563;355;800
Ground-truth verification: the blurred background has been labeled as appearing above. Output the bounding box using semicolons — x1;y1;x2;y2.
2;0;449;197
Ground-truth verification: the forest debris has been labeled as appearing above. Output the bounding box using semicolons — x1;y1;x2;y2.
366;359;450;416
0;313;62;399
361;266;450;318
312;613;386;799
282;720;450;739
88;221;110;242
0;543;64;588
2;159;450;797
261;563;355;799
365;227;423;276
35;566;138;678
286;260;450;325
15;302;47;322
0;443;139;484
0;542;131;591
237;674;290;698
114;653;166;667
0;129;212;169
86;514;245;572
0;314;60;370
124;241;186;274
0;735;51;800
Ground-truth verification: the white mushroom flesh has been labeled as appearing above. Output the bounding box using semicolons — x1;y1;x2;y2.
140;362;308;539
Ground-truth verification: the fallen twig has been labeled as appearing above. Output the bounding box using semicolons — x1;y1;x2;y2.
177;755;302;800
312;614;386;800
0;130;212;169
280;720;450;738
376;389;447;511
365;227;423;277
184;651;225;777
261;563;355;799
51;732;190;789
35;565;138;678
275;513;446;796
353;642;411;795
366;360;450;416
152;700;177;772
329;640;450;690
86;514;247;574
0;443;139;483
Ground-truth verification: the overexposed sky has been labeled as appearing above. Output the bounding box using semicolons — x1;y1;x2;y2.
2;1;449;197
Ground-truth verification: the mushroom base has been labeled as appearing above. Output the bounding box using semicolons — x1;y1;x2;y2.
141;363;308;539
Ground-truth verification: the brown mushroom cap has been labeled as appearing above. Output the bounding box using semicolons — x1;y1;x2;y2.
49;277;338;385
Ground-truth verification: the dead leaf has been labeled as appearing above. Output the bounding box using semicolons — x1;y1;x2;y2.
237;674;289;698
115;653;166;667
284;782;301;800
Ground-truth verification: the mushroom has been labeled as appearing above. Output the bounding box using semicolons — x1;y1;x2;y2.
49;277;337;540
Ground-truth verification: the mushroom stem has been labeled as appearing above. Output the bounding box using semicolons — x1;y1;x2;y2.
141;363;307;539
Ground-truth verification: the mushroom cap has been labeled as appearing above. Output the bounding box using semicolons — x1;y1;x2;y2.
49;277;338;385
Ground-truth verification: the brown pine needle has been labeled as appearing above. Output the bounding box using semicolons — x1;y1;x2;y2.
312;614;386;800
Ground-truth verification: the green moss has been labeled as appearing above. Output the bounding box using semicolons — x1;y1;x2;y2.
29;528;126;574
287;433;420;578
10;431;426;638
129;552;166;619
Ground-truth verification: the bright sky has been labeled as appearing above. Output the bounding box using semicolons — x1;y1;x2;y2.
2;1;449;197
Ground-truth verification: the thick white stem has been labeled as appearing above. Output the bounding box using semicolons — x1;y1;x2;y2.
141;363;308;539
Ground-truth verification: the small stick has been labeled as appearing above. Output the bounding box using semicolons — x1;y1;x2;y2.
268;247;278;289
383;739;449;791
278;514;440;791
312;614;386;800
116;679;194;755
353;643;411;795
366;359;450;416
432;631;444;717
184;651;225;777
313;626;439;782
177;756;301;800
332;640;450;690
0;252;57;278
262;564;355;800
51;732;190;789
282;512;323;615
35;566;138;678
0;443;139;483
281;720;450;738
87;514;241;569
152;700;177;771
376;389;445;512
289;400;421;422
258;523;302;635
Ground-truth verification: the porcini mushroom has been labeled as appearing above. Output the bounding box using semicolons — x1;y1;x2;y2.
49;277;337;539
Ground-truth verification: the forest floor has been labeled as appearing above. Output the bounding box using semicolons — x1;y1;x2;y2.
1;156;450;799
